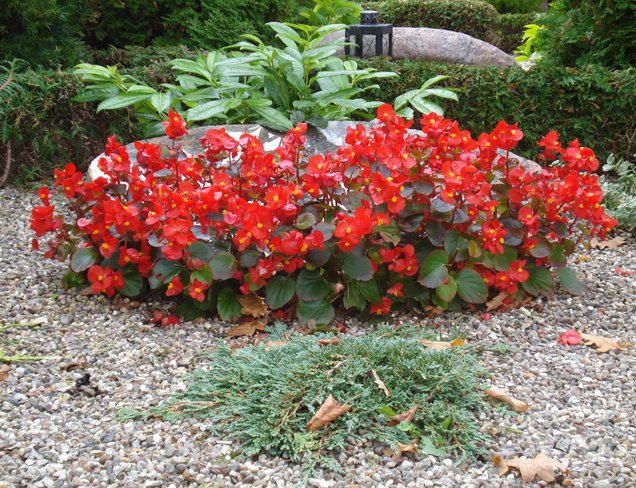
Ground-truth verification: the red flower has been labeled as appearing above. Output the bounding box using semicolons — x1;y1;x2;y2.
150;310;181;326
557;329;582;346
370;297;392;315
481;220;507;254
87;265;123;297
508;260;529;283
166;277;184;296
163;109;187;140
30;206;61;237
334;206;375;251
387;283;404;297
187;279;208;302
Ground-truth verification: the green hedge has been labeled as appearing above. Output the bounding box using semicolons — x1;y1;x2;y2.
486;0;543;14
358;59;636;162
536;0;636;70
0;0;307;68
379;0;500;42
3;51;634;185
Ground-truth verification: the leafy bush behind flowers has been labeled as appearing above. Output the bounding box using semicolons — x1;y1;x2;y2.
31;107;617;324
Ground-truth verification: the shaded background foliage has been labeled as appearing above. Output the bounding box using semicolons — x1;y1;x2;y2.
0;0;310;67
535;0;636;69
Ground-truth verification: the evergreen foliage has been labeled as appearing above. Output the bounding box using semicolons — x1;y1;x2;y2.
485;0;543;14
150;326;488;466
536;0;636;69
379;0;499;42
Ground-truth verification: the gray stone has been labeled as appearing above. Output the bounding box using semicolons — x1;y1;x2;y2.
325;27;515;67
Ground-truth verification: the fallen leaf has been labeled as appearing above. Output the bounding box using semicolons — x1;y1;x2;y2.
226;319;267;338
264;340;287;350
316;337;340;347
371;369;390;397
575;254;593;263
580;333;623;353
393;441;417;460
485;386;529;412
497;453;567;483
238;293;269;318
0;364;10;382
486;291;508;311
557;329;582;346
388;404;419;426
418;338;465;350
306;394;350;432
397;442;416;453
590;236;625;249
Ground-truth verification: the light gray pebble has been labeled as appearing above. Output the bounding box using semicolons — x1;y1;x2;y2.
1;187;635;487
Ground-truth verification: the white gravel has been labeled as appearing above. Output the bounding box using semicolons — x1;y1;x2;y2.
1;186;635;488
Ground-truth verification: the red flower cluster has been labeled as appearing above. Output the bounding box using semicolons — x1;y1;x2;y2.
31;104;617;322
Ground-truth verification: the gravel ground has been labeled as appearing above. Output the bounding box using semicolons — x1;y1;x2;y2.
1;186;635;488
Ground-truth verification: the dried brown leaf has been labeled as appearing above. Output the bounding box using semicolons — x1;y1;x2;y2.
486;291;508;311
264;340;288;351
575;254;593;264
418;338;465;350
371;369;390;397
395;442;417;459
306;394;350;432
388;404;419;426
590;236;625;250
492;454;503;467
485;386;529;412
316;337;340;347
226;319;267;338
0;364;10;382
497;453;567;483
238;293;269;318
580;333;623;353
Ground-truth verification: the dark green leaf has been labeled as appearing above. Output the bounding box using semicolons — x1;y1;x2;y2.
529;238;550;258
418;250;449;288
296;299;335;325
210;252;237;280
120;269;143;297
342;255;373;281
217;288;242;321
425;222;446;247
549;243;567;268
265;276;296;309
191;264;213;285
70;247;98;273
152;259;183;284
296;212;316;230
522;266;555;296
61;271;85;289
455;268;488;304
493;246;517;271
187;242;215;262
435;276;457;302
558;267;586;295
296;269;332;301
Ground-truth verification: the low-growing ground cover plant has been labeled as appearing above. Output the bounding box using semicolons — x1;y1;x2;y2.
125;325;488;468
31;106;617;324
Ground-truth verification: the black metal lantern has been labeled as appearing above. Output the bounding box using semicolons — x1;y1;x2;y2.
345;10;393;58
